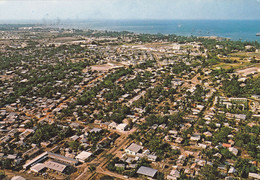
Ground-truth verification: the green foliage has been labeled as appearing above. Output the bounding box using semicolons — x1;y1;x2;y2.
0;159;12;169
210;68;234;78
222;75;260;97
202;148;218;160
234;158;257;178
110;112;125;124
87;130;107;144
242;78;260;96
0;54;90;107
145;135;172;158
123;169;136;177
100;175;114;180
107;157;125;172
124;75;142;92
145;114;168;126
104;85;124;101
31;123;60;143
220;148;233;159
213;127;231;144
172;61;191;74
59;126;74;138
207;58;219;65
69;141;80;151
0;170;5;179
191;84;207;102
222;76;242;97
235;126;260;160
157;172;164;180
136;60;156;69
163;75;172;87
200;165;219;180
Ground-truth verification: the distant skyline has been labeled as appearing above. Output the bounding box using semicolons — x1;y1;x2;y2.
0;0;260;21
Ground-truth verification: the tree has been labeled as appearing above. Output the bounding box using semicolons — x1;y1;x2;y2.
213;127;231;144
157;172;164;180
234;158;254;178
1;159;12;169
69;141;80;151
200;165;219;180
0;170;6;179
31;123;60;143
220;148;233;159
110;112;125;124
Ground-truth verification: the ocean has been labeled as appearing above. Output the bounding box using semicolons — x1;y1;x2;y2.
1;19;259;41
57;19;260;42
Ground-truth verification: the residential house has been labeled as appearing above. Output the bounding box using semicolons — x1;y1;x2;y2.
190;134;201;141
90;128;102;133
167;170;180;180
125;143;143;156
228;147;239;156
147;154;157;162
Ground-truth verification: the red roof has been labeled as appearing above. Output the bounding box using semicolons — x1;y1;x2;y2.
222;143;231;148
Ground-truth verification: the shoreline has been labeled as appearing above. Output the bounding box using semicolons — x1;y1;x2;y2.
0;21;259;42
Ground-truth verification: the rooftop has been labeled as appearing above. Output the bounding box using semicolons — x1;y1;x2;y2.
75;151;92;162
11;176;26;180
30;163;46;173
137;166;158;177
126;143;143;153
45;161;67;173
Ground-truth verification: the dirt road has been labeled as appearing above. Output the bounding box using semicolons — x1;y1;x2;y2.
75;129;136;180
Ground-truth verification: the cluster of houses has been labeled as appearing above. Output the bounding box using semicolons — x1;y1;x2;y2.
0;27;260;180
108;143;159;178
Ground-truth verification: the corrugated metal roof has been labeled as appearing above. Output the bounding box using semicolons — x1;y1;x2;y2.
126;143;143;153
45;161;67;173
30;163;46;173
137;166;158;177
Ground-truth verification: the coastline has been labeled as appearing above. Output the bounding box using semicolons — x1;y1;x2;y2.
0;19;259;41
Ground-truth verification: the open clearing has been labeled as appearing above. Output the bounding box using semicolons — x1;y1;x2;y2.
87;63;123;72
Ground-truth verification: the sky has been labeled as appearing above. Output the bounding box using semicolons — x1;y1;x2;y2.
0;0;260;21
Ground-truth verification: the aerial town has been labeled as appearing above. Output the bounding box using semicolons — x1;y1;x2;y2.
0;25;259;180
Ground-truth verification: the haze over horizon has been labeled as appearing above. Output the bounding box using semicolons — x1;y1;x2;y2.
0;0;260;22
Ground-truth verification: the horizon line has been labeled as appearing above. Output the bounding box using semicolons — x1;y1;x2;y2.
0;18;260;22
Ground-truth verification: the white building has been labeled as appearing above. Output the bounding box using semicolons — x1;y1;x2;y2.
228;147;239;156
75;151;92;163
249;172;260;179
125;143;143;156
108;122;117;129
116;123;128;131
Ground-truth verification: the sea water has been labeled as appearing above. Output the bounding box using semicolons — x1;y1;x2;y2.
1;19;259;41
58;19;260;42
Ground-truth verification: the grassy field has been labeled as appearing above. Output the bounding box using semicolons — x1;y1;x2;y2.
229;51;260;58
212;61;252;70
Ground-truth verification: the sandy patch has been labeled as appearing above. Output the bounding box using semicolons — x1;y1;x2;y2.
88;63;123;72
